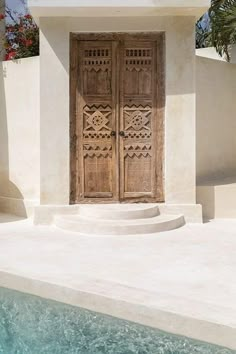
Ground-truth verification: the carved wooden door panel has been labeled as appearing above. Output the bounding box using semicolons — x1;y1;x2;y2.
119;40;164;201
74;41;118;202
70;33;164;203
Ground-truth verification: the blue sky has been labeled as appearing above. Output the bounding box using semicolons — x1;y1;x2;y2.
6;0;26;15
5;0;27;23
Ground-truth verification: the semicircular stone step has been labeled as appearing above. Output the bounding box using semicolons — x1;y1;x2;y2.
79;204;160;220
54;214;185;235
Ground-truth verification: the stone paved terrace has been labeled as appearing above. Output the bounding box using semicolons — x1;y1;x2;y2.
0;214;235;350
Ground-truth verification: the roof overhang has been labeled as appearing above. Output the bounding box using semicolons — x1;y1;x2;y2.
28;0;210;18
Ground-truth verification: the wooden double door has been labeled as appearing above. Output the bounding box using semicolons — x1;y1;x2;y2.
70;33;165;203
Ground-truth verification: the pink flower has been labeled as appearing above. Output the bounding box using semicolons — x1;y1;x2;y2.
5;51;16;61
25;39;33;47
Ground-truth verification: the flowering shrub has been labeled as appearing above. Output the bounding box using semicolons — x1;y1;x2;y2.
0;7;4;60
0;12;39;60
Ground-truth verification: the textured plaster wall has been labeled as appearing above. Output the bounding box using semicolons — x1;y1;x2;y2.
0;57;40;216
39;16;196;205
0;0;5;61
196;49;236;183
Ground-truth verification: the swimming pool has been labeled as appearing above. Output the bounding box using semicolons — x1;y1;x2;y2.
0;287;235;354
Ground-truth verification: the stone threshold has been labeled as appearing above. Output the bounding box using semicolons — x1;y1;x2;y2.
0;270;235;350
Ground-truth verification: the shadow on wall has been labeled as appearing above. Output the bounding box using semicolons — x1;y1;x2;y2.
196;50;236;220
197;186;215;221
196;54;236;183
0;62;27;219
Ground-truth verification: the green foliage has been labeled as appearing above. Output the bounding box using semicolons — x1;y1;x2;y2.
196;1;236;61
210;0;236;61
196;16;212;49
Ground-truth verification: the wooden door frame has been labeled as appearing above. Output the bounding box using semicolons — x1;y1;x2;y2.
70;32;165;204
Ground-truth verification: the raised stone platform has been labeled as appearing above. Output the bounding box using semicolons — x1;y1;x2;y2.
54;205;185;235
0;216;235;349
197;176;236;220
34;203;202;228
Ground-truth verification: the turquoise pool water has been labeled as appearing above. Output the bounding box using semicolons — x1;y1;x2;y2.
0;287;235;354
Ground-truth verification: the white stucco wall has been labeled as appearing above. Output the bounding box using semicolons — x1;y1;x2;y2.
39;16;197;206
196;48;236;183
0;57;40;216
28;0;210;18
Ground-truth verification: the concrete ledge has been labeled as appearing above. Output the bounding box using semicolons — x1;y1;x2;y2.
158;203;203;223
0;196;39;218
0;270;235;350
196;47;226;62
34;203;202;225
28;0;210;17
34;204;80;225
197;177;236;220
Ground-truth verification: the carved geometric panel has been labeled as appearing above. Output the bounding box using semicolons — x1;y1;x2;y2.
124;46;153;95
124;143;152;158
83;144;112;158
121;42;155;197
83;48;111;72
125;49;152;72
124;131;152;139
82;102;113;196
83;105;112;158
83;105;112;132
82;46;112;95
123;104;153;193
83;131;111;139
124;106;152;131
124;143;151;151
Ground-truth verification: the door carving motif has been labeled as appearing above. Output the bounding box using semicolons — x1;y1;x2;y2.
70;33;165;203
